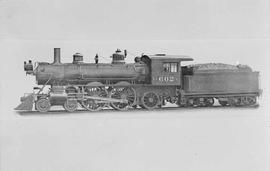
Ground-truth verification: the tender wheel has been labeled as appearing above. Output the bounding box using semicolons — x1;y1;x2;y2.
218;100;228;106
228;97;241;106
234;97;242;106
247;96;256;106
35;98;51;112
141;92;159;110
192;98;205;107
204;97;214;107
186;98;195;107
132;105;137;109
63;100;78;112
242;96;257;106
110;87;136;111
81;87;108;111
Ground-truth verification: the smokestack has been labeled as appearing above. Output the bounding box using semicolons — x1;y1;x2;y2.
53;48;61;64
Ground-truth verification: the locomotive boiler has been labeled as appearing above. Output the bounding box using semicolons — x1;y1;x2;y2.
26;48;149;85
16;48;261;113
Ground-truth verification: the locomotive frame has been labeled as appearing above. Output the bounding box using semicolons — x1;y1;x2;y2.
15;48;261;112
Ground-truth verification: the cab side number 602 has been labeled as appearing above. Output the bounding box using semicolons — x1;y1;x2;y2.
158;76;175;82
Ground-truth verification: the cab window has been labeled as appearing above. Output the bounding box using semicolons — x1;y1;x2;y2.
163;62;178;72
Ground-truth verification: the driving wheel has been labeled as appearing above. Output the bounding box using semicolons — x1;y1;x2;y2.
81;87;108;111
110;87;136;111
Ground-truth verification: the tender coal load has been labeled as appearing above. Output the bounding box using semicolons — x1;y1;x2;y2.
188;63;252;72
181;66;194;75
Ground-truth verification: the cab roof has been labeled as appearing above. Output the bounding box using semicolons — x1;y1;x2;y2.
149;54;193;61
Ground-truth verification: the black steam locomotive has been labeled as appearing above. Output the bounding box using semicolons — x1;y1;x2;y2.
15;48;261;112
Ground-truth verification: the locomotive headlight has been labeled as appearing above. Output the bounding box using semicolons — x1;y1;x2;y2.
24;60;34;74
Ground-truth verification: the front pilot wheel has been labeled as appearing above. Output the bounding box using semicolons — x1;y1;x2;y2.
35;98;51;112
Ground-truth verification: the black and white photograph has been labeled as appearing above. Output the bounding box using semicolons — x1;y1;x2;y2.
0;0;270;170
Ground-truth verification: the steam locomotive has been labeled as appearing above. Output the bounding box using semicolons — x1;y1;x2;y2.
15;48;261;112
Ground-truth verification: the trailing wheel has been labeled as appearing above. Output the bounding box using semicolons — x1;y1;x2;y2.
63;100;78;112
35;98;51;112
141;91;160;110
110;87;136;111
81;87;108;111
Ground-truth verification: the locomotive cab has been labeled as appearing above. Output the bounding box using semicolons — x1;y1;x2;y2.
149;54;193;86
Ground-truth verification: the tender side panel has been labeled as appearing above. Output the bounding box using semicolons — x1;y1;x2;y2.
183;71;259;94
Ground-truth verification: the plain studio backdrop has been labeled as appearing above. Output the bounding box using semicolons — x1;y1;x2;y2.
0;0;270;171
